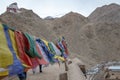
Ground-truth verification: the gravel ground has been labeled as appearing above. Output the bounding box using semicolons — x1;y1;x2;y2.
27;63;65;80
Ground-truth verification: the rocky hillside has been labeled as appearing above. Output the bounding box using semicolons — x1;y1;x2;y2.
49;12;88;53
1;3;120;67
0;8;56;41
78;3;120;65
78;22;120;65
88;3;120;23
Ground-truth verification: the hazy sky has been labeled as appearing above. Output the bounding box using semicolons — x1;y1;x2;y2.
1;0;120;18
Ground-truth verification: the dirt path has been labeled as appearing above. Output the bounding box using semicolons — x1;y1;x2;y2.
27;63;65;80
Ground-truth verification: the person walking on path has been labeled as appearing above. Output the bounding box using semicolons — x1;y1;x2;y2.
39;64;42;73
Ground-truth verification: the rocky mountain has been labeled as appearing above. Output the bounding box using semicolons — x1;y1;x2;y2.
44;16;54;20
0;8;56;41
1;3;120;67
79;3;120;66
78;22;120;66
88;3;120;23
51;12;88;54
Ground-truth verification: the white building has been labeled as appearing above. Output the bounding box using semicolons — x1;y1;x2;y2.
7;2;20;13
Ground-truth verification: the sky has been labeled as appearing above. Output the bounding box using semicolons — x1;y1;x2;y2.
1;0;120;18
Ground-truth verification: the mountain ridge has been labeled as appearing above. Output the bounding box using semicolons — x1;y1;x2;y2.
1;3;120;67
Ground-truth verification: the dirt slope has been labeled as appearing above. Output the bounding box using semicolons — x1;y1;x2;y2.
78;22;120;64
47;12;88;53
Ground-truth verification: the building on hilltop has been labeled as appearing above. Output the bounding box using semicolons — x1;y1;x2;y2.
7;2;20;13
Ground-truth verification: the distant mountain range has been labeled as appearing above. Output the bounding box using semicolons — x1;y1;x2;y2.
1;3;120;67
